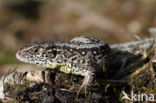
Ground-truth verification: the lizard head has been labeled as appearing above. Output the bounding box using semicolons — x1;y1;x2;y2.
16;41;62;68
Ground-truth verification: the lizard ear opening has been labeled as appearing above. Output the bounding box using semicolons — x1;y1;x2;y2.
45;46;57;58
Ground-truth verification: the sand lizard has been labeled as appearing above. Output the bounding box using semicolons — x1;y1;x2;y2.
16;36;111;97
15;36;156;99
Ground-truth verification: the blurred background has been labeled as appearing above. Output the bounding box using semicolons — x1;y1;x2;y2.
0;0;155;76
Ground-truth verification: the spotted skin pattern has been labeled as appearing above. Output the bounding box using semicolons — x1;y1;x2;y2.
16;36;111;97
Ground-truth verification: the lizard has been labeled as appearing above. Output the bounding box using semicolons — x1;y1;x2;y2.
16;36;111;98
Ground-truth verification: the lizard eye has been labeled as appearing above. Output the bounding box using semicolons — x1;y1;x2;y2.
30;47;40;53
34;48;39;53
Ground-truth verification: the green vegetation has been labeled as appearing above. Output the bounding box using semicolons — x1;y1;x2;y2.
0;50;17;65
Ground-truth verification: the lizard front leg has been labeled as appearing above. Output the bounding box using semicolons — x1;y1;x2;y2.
76;70;94;99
